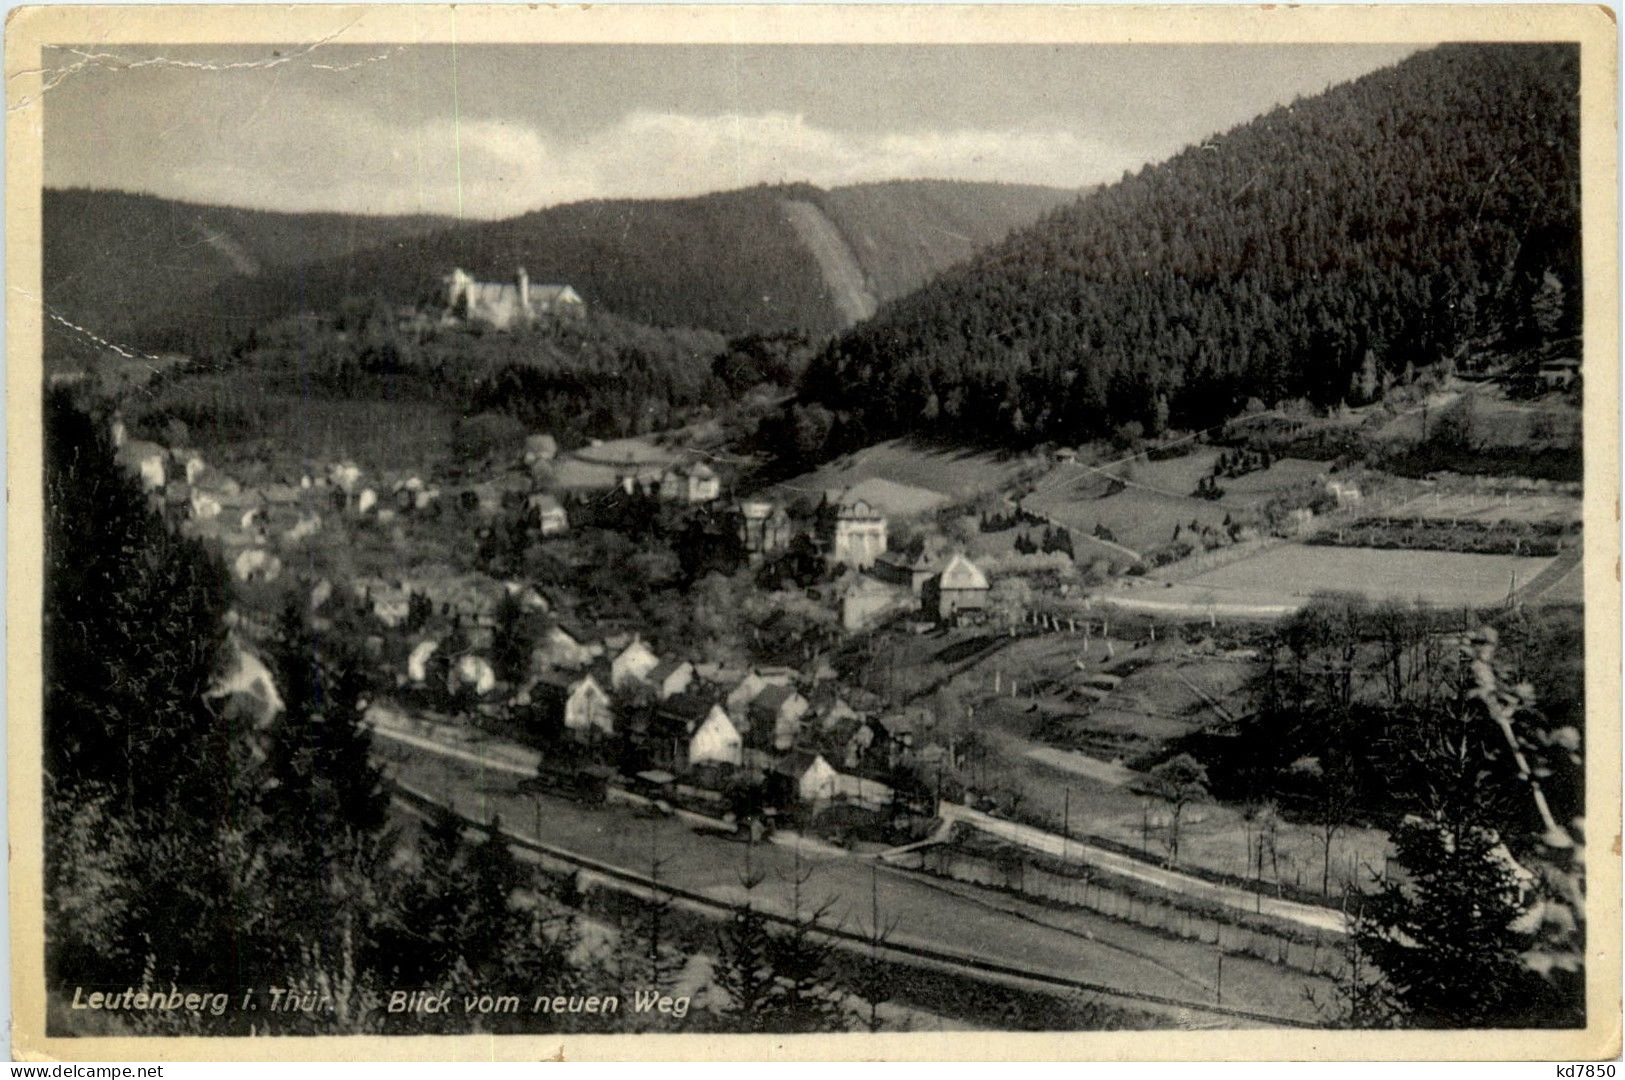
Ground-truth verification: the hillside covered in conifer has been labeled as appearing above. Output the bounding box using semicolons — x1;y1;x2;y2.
801;44;1581;449
45;180;1074;363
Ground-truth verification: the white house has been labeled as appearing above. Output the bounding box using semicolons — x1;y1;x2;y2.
529;672;614;738
610;637;661;690
925;552;990;622
206;639;284;725
749;685;810;751
524;433;559;469
444;267;585;330
777;751;840;804
329;461;363;495
646;660;695;701
451;654;497;697
687;704;743;767
528;492;570;535
189;490;222;521
407;640;440;684
117;440;167;491
1326;480;1363;507
172;450;206;485
661;462;721;504
823;493;888;569
233;548;282;583
536;624;597;669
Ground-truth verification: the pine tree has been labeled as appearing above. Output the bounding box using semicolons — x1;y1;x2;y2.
767;848;845;1032
1348;628;1582;1028
713;854;779;1032
43;391;245;989
491;589;531;687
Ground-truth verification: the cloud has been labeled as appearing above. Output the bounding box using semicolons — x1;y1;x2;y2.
147;102;1142;218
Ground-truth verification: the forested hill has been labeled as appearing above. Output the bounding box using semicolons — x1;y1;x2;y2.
801;44;1581;449
42;189;453;366
48;180;1073;361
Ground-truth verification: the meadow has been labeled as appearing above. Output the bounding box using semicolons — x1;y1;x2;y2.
778;438;1041;506
1177;543;1555;608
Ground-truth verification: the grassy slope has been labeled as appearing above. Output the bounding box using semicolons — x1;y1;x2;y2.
818;180;1080;305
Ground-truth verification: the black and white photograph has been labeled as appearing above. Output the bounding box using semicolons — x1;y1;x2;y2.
9;4;1617;1059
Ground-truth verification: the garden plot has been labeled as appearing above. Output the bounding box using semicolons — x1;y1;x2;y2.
1387;490;1581;527
1044;655;1253;763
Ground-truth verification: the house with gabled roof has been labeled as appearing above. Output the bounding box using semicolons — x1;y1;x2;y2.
661;461;721;504
536;622;597;670
725;670;771;713
775;751;840;804
525;671;613;740
206;638;283;726
924;552;990;622
117;439;167;491
610;637;660;690
748;684;810;752
646;659;695;701
687;704;744;768
876;549;939;596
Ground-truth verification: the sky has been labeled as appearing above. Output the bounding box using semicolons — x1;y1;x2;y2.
43;42;1420;220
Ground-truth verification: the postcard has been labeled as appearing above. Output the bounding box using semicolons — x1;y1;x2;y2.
7;3;1618;1062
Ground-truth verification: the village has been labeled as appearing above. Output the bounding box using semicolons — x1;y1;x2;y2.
87;258;1584;1027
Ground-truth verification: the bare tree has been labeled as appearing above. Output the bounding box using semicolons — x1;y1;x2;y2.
854;862;901;1032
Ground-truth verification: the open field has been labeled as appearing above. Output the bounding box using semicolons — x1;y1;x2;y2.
1177;543;1554;608
778;438;1040;506
1026;481;1230;557
1213;458;1331;507
1046;654;1253;764
1110;450;1221;495
552;435;684;490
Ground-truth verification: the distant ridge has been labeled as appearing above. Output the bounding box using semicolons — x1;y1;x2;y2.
42;188;454;367
43;180;1078;363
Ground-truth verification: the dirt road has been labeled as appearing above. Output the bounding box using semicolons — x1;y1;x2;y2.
371;719;1331;1024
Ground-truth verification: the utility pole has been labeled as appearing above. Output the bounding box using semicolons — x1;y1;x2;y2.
1063;788;1070;862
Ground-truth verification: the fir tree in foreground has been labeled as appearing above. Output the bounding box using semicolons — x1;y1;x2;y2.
1342;628;1585;1028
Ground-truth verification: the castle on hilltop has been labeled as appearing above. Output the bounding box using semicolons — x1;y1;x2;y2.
443;267;585;330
